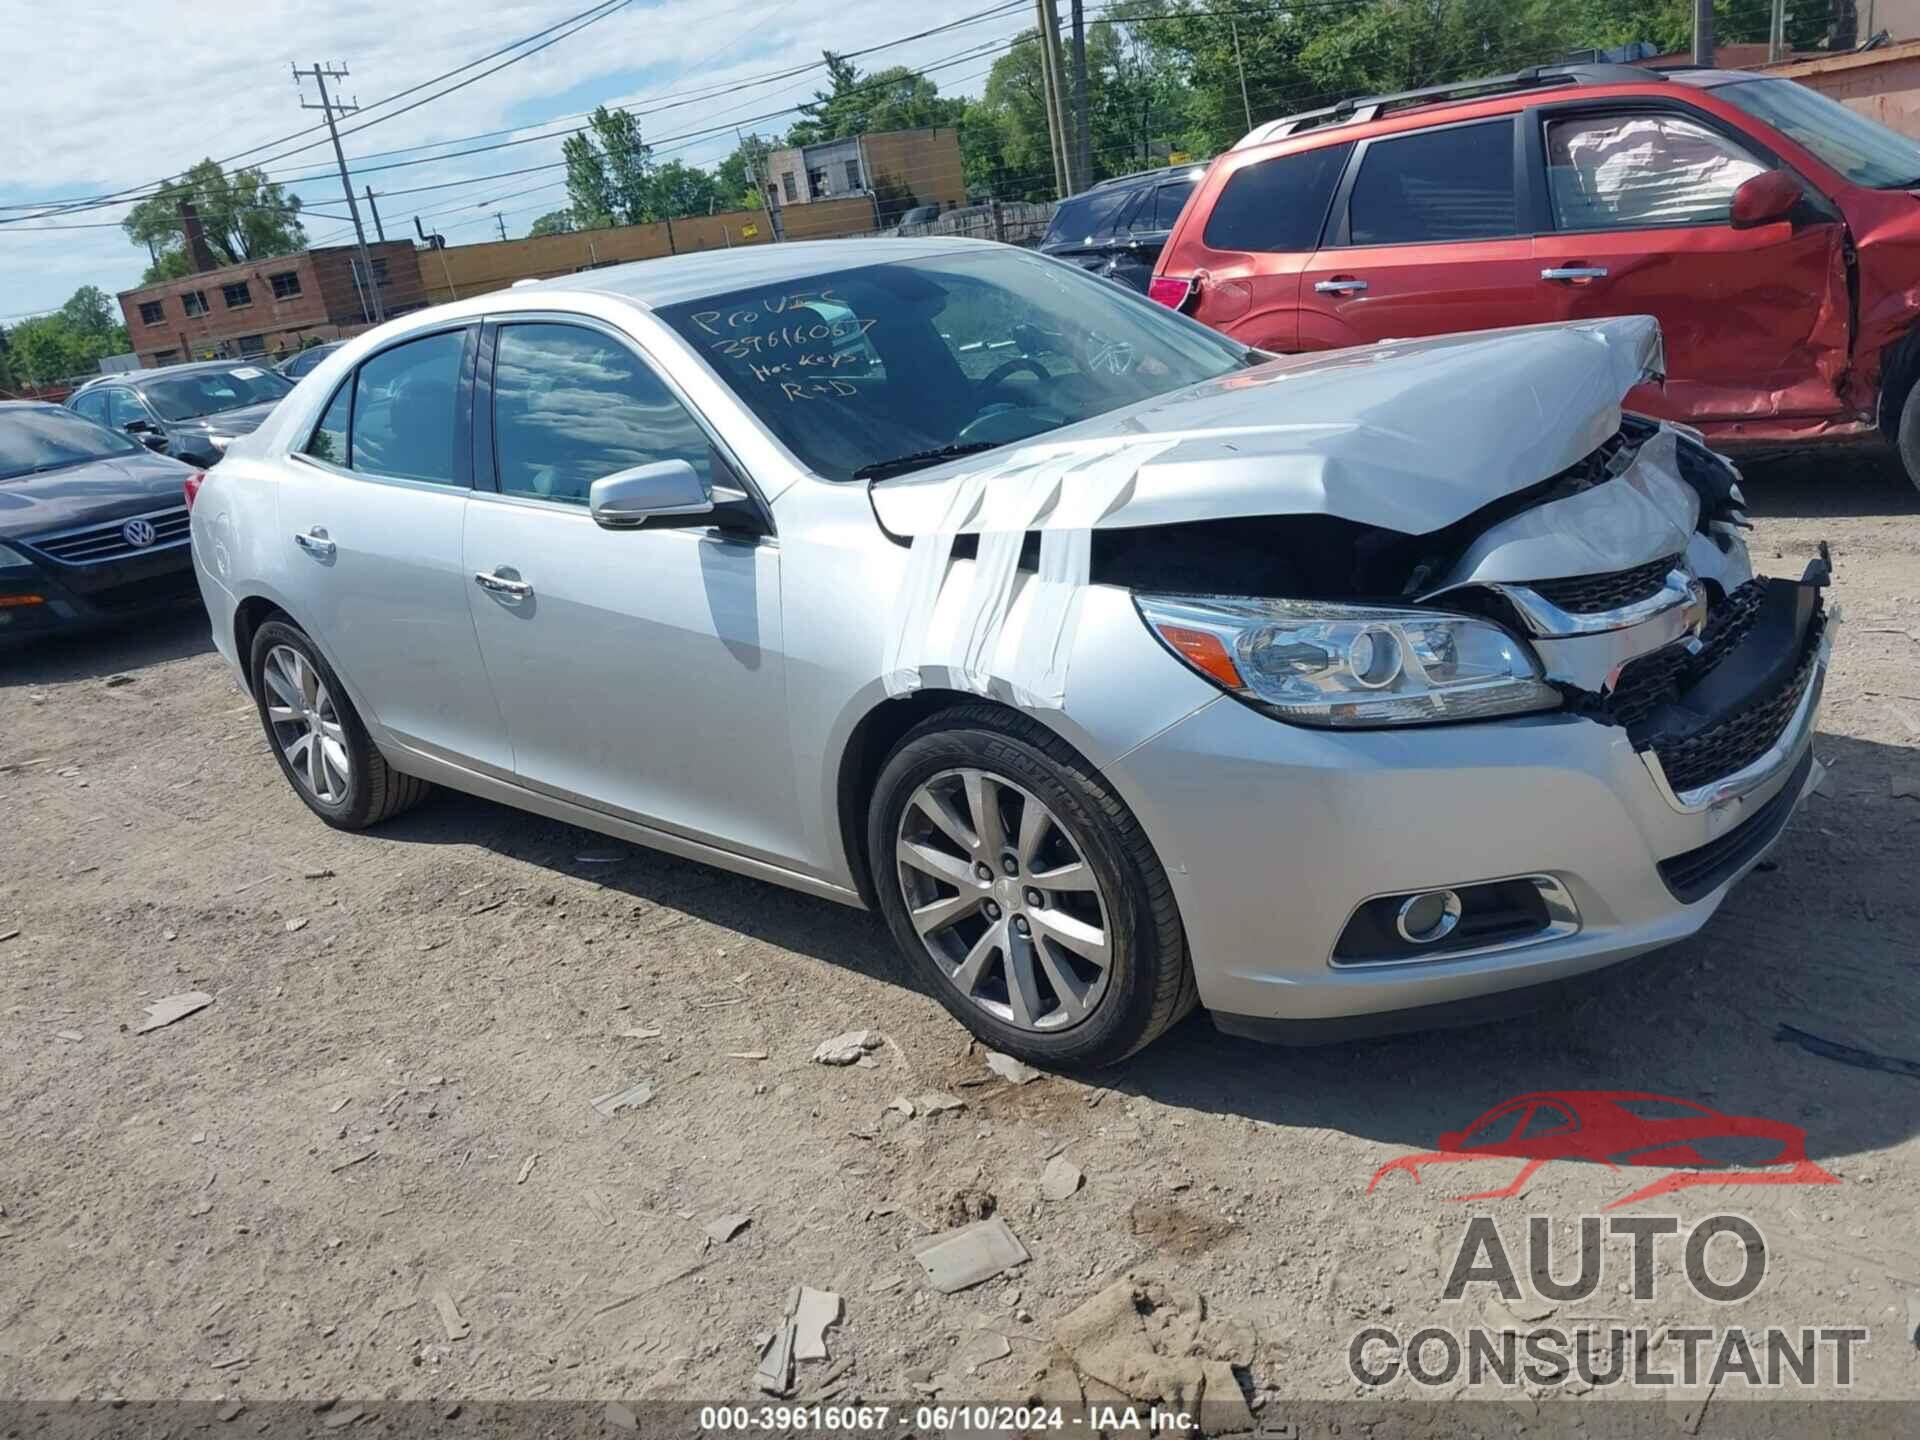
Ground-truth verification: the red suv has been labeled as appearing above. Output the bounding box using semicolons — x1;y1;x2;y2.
1151;62;1920;490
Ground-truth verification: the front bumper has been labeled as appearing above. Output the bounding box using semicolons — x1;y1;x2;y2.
0;549;200;643
1106;604;1834;1035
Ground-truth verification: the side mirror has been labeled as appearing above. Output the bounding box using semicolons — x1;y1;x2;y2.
123;418;155;434
1730;170;1802;230
588;459;713;530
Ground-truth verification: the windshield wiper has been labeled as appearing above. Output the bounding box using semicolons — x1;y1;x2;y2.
853;441;1002;482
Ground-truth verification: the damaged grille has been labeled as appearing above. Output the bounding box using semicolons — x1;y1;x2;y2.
1606;581;1766;729
1645;608;1824;795
1530;554;1680;615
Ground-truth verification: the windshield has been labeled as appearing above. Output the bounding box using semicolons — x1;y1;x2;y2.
0;406;142;480
653;248;1249;481
1720;77;1920;188
140;365;293;421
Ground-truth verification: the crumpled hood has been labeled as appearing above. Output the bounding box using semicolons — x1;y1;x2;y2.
871;315;1664;538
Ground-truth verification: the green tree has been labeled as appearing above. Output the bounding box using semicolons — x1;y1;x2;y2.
715;134;775;210
528;209;579;237
123;159;307;272
788;53;962;145
563;106;656;226
648;161;722;219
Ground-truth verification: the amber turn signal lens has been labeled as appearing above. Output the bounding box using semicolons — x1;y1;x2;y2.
1157;623;1244;689
0;594;45;607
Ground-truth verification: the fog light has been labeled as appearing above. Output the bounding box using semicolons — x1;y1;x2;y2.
1395;889;1462;944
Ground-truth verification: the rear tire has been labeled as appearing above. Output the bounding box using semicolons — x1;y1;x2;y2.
867;705;1195;1069
249;618;430;830
1894;378;1920;495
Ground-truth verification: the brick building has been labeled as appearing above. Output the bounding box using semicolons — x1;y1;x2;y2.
762;127;967;231
116;242;428;368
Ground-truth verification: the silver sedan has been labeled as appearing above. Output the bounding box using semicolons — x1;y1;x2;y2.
186;238;1833;1066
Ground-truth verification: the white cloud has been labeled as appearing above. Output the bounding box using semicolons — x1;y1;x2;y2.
0;0;1021;320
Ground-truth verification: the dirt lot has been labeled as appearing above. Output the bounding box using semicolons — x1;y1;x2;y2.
2;453;1917;1427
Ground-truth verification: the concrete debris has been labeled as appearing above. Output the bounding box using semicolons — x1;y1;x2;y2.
136;991;213;1035
791;1285;842;1361
431;1290;469;1341
1041;1155;1084;1202
867;1274;904;1294
729;1050;769;1060
591;1081;655;1118
285;917;309;933
620;1027;663;1040
216;1402;244;1422
1051;1271;1258;1412
812;1029;883;1065
604;1402;638;1431
321;1405;364;1430
912;1215;1030;1293
916;1091;966;1115
303;867;335;880
705;1212;752;1245
755;1317;795;1396
516;1154;538;1185
986;1051;1042;1085
328;1097;350;1114
887;1097;916;1118
54;1029;83;1043
958;1329;1012;1373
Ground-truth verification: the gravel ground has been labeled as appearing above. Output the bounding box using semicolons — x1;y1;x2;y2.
1;452;1916;1428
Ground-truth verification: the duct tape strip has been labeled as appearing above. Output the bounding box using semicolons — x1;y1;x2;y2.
882;438;1179;707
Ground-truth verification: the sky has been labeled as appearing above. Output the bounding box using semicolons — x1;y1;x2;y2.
0;0;1030;326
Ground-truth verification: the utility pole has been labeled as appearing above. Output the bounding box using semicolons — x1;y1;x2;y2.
1691;0;1715;67
1230;18;1253;133
1070;0;1091;192
495;213;509;241
1769;0;1787;62
364;187;386;242
293;63;386;323
1035;0;1074;196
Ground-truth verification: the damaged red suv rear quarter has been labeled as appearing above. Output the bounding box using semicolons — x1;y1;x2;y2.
1153;64;1920;488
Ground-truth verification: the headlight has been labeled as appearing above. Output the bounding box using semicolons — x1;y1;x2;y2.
0;542;35;571
1136;594;1560;728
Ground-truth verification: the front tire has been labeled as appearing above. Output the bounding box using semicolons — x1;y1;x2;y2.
867;705;1195;1069
249;618;430;829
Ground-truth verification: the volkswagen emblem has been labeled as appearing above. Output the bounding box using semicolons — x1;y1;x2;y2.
121;518;157;549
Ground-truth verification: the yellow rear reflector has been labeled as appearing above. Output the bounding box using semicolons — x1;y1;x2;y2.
0;594;45;607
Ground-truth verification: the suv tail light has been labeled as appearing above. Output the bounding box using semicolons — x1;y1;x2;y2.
183;471;207;511
1148;275;1200;313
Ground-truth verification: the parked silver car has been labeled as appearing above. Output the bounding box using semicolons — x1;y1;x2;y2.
187;238;1833;1066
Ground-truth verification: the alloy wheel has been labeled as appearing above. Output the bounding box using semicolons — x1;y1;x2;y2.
262;644;352;805
895;767;1112;1032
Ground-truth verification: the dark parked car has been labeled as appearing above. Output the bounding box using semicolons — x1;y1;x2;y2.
0;403;202;645
278;342;344;380
1038;163;1207;293
66;359;293;467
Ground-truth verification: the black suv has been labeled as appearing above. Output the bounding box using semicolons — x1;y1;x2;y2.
67;360;294;467
1038;163;1207;294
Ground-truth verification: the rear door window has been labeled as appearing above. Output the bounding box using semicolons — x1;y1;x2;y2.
1200;141;1352;252
1347;120;1518;245
349;330;467;485
1045;187;1133;246
1545;113;1767;229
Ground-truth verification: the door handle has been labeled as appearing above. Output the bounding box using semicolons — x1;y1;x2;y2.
292;528;335;559
1314;277;1369;294
474;570;533;603
1541;266;1609;281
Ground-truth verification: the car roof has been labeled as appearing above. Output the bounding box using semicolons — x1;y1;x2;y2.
1084;162;1210;194
1231;61;1759;153
115;358;276;386
532;235;1003;310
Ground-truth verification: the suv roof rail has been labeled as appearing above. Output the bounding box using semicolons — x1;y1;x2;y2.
1236;62;1666;149
1084;159;1210;192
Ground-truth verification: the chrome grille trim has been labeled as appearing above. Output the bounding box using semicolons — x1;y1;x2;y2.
27;505;191;565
